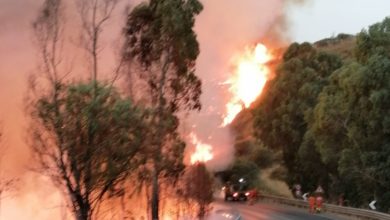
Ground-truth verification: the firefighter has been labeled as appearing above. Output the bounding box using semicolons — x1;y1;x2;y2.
316;195;323;213
308;193;316;214
248;189;258;205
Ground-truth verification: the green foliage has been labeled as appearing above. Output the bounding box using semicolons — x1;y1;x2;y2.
122;1;203;218
312;48;390;209
32;81;147;219
122;0;203;178
253;17;390;211
234;139;275;169
249;144;275;168
254;42;342;188
309;17;390;208
227;159;260;188
311;62;364;172
123;0;202;112
355;17;390;63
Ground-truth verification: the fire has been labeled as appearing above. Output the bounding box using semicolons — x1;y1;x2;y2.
222;43;272;126
189;133;213;164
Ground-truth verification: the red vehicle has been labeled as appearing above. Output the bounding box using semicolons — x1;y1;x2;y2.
224;184;248;201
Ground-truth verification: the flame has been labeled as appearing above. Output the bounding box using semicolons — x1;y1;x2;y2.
190;133;213;164
222;43;272;126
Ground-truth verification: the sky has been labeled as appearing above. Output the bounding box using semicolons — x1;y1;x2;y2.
0;0;389;218
289;0;390;42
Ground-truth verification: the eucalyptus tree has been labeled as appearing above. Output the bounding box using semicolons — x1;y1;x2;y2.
254;43;342;190
312;17;390;209
122;0;203;218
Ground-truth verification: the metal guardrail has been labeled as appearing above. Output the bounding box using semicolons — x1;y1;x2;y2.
260;194;390;220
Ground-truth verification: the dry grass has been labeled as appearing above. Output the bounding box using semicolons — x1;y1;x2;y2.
314;33;356;59
258;166;292;198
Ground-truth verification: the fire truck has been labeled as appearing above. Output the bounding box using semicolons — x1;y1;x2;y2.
223;182;249;202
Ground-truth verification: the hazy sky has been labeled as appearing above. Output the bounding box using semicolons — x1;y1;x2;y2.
289;0;390;42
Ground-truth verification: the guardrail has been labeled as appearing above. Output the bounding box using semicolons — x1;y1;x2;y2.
260;194;390;220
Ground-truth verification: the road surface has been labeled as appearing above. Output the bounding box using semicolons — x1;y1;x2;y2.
213;200;348;220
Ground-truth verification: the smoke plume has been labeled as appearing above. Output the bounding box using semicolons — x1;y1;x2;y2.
186;0;307;171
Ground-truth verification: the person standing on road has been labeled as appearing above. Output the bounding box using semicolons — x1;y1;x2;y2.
308;193;316;214
248;189;258;205
316;195;323;213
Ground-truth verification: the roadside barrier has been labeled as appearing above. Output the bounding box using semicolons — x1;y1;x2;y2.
260;194;390;220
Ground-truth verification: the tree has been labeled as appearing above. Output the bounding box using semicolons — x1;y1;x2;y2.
29;81;147;220
76;0;119;81
183;163;213;219
228;159;260;188
253;43;342;191
310;17;390;209
253;16;390;208
249;142;275;169
32;0;64;84
355;17;390;63
122;0;203;219
30;1;147;219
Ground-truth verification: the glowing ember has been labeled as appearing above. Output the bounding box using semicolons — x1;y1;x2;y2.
222;43;272;126
190;133;213;164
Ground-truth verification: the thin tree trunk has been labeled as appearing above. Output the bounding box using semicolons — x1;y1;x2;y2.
146;184;151;219
151;56;169;220
77;202;90;220
199;204;205;219
151;167;159;220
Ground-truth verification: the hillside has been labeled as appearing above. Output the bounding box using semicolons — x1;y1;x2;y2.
228;33;357;195
314;33;356;58
230;32;356;155
230;17;390;211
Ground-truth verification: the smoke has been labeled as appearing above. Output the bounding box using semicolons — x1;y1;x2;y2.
185;0;308;171
1;173;68;219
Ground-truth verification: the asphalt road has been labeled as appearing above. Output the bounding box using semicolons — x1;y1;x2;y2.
213;200;347;220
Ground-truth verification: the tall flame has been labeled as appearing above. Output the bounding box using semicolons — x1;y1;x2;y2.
222;43;272;126
189;133;213;164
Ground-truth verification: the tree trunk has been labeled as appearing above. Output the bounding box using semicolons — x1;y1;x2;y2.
198;204;205;219
76;202;90;220
151;167;159;220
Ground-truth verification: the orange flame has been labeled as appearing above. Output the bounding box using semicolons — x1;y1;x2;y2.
189;133;213;164
222;43;272;126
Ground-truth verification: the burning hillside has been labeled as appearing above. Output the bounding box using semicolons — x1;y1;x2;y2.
222;43;273;126
189;42;279;168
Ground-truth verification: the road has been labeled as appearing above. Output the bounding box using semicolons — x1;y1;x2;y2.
213;200;348;220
